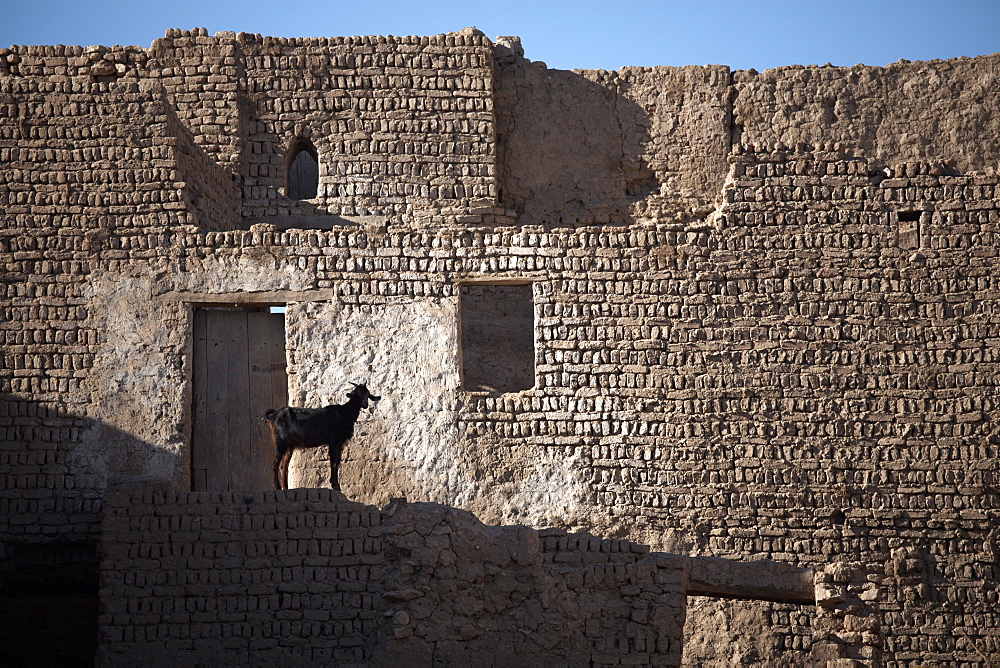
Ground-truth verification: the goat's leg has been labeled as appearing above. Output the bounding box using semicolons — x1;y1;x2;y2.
329;444;344;491
279;448;294;490
273;445;286;490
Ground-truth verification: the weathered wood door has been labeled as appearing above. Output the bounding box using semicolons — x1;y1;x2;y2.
191;308;287;492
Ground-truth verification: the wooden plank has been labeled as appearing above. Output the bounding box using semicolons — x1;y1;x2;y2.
191;309;209;491
204;311;231;491
247;312;268;491
226;310;251;493
269;313;289;488
269;312;288;408
248;311;286;491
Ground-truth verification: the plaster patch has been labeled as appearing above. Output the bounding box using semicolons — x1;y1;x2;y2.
75;269;189;486
282;298;589;527
175;249;314;294
284;298;459;497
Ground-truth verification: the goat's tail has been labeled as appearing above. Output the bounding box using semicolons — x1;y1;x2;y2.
263;408;278;423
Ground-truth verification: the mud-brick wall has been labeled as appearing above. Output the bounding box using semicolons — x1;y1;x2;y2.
239;29;497;223
697;146;1000;665
0;82;195;233
98;480;687;666
0;32;247;181
0;78;233;562
6;147;996;660
3;32;1000;663
98;483;385;666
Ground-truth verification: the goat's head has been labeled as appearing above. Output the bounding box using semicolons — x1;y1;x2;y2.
347;382;381;409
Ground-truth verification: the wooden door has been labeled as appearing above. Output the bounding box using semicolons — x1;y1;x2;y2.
191;308;287;492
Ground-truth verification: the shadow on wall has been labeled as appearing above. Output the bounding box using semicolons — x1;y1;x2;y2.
95;483;820;665
0;392;172;667
0;392;171;572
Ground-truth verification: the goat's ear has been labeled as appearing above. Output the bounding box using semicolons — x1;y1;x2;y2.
370;395;381;402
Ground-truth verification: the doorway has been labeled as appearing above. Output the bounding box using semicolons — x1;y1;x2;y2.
191;306;288;492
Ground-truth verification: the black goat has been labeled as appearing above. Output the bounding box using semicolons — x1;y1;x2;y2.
264;382;381;491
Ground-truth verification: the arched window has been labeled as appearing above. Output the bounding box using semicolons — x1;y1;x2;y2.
286;139;318;200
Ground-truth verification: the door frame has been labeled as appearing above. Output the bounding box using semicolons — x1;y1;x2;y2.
187;303;288;492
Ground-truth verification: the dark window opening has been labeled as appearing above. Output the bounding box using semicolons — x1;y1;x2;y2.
896;210;923;250
287;140;319;200
460;283;535;393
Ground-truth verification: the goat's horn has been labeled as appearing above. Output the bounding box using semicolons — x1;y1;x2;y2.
349;382;360;387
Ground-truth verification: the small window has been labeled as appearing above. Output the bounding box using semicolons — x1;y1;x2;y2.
286;139;318;200
460;283;535;392
896;211;923;250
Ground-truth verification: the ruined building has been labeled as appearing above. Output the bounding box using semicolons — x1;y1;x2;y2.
1;26;998;665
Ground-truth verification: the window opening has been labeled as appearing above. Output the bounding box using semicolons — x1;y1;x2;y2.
460;283;535;392
896;210;923;250
287;140;319;200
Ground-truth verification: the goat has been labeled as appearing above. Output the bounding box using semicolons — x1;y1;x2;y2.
264;382;381;491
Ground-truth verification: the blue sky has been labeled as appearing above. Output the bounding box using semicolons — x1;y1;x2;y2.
2;0;998;72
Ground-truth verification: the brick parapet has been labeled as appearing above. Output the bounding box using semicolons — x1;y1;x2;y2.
97;483;689;665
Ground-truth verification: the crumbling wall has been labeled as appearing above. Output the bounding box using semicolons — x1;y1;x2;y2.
98;480;688;666
493;53;730;225
734;54;1000;174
